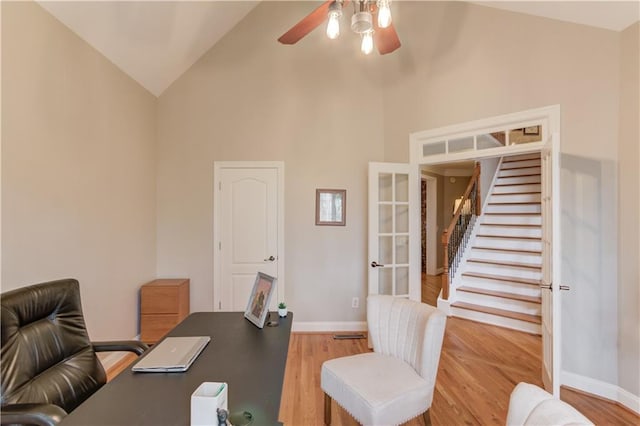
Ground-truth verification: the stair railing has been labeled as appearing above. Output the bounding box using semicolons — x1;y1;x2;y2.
441;163;481;300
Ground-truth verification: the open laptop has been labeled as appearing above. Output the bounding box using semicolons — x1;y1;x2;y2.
132;336;210;373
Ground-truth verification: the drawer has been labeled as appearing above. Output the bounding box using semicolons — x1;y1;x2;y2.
141;286;182;314
140;314;179;344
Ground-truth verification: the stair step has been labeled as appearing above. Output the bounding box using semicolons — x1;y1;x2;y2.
501;159;541;170
493;184;542;195
475;236;542;251
496;175;541;185
485;203;541;214
488;201;541;205
462;271;541;286
473;246;542;255
480;223;541;227
491;191;541;196
476;234;541;241
478;224;541;238
484;212;540;216
469;247;542;266
494;182;541;187
452;301;542;324
503;153;541;162
490;193;541;204
498;167;541;178
468;258;542;270
458;286;541;304
482;213;541;226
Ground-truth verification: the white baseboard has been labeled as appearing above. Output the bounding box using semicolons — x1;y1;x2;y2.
562;371;640;414
292;321;367;333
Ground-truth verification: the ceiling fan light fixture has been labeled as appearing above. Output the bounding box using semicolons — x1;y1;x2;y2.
326;1;343;39
361;30;374;54
376;0;392;28
351;11;373;34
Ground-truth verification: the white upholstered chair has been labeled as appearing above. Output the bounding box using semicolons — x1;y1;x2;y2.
321;295;447;426
506;383;594;426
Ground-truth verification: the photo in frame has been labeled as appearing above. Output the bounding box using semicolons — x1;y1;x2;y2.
315;189;346;226
244;272;276;328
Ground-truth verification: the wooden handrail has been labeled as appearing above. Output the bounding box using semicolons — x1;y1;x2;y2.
441;163;481;300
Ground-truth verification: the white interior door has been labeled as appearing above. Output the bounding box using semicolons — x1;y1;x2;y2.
368;163;420;301
541;133;561;396
214;163;284;312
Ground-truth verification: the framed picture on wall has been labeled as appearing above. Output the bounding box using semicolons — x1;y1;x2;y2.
315;189;346;226
523;126;540;135
244;272;276;328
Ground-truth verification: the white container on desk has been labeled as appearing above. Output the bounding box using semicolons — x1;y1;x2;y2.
191;382;228;426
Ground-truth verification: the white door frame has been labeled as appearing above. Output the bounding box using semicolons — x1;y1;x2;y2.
409;105;561;396
422;175;438;275
213;161;285;312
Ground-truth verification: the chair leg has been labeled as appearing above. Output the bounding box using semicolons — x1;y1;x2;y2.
422;409;432;426
324;393;332;425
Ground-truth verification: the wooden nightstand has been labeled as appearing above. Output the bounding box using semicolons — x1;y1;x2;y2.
140;278;189;344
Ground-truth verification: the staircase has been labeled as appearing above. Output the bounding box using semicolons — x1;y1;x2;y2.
450;153;542;334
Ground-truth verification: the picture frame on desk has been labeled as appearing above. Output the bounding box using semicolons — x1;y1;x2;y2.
244;272;276;329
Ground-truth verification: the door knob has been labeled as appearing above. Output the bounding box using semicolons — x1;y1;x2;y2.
264;255;276;262
371;261;385;268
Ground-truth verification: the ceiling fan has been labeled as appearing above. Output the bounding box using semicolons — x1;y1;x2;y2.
278;0;401;55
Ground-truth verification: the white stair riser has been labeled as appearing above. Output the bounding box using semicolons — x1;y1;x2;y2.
496;175;541;185
482;215;542;225
464;263;542;280
460;276;540;297
456;291;541;315
504;153;541;162
470;249;542;264
493;183;541;194
501;159;541;169
485;203;541;214
478;225;541;238
475;237;541;251
450;306;541;335
499;167;541;178
489;193;541;204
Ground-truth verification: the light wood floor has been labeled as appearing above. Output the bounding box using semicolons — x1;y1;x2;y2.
278;320;639;425
107;275;638;425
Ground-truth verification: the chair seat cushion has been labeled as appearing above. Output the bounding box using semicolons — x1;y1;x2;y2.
321;352;431;426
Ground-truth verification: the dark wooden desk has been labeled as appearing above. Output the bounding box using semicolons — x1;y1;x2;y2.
61;312;292;426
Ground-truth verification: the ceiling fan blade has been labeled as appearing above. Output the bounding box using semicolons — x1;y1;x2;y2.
374;23;401;55
369;2;401;55
277;1;333;45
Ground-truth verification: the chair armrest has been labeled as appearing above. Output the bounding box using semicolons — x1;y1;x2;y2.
1;403;67;426
92;340;149;356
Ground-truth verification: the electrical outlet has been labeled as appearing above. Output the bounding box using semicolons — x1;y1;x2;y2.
352;297;359;309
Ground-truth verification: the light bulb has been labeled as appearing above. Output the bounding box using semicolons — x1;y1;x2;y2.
361;31;374;55
326;3;342;39
377;0;392;28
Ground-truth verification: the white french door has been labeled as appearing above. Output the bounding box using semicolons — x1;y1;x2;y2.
368;163;420;301
541;132;562;396
213;162;284;312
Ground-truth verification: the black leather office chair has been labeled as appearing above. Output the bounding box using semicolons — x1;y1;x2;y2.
1;278;148;425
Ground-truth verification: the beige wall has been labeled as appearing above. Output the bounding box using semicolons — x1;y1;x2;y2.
156;1;384;321
617;22;639;396
1;2;157;340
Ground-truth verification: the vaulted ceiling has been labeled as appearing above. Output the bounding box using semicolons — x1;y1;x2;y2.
37;1;640;97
